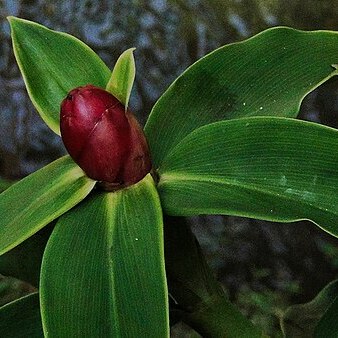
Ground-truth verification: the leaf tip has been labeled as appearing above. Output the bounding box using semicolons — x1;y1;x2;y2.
7;16;31;33
7;16;23;26
7;16;16;28
121;47;136;64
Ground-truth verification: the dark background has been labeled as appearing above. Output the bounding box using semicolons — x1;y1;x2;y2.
1;0;338;336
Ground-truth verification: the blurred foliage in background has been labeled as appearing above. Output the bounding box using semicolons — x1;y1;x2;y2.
1;0;338;336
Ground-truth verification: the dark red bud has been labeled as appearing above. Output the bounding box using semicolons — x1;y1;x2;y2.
60;84;152;188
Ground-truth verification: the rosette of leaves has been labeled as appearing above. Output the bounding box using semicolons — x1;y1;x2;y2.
0;17;338;337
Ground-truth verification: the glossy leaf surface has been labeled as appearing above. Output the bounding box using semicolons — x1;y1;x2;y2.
0;156;95;256
40;174;169;337
0;293;43;338
281;280;338;337
9;17;111;134
158;117;338;235
106;48;136;108
145;27;338;167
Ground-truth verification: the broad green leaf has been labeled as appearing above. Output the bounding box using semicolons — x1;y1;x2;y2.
158;117;338;235
40;174;169;337
106;48;136;108
0;156;95;256
0;293;43;338
145;27;338;167
281;280;338;337
9;17;111;134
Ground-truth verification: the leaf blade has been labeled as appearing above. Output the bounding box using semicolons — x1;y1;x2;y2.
40;174;169;337
106;48;136;108
145;27;338;167
0;156;95;256
9;17;111;134
158;117;338;235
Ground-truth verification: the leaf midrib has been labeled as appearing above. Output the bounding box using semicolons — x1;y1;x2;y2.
105;193;121;335
159;172;337;219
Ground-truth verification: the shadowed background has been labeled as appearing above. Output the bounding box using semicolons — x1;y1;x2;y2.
0;0;338;336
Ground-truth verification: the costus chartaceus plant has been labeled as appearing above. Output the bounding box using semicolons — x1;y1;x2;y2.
60;85;152;189
0;17;338;338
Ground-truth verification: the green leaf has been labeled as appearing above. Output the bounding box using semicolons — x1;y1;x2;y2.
9;17;111;135
106;48;136;108
158;117;338;235
145;27;338;167
0;293;43;338
0;156;95;256
40;174;169;337
281;280;338;337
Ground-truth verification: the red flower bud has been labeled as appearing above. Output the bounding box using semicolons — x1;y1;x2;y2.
60;85;152;189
